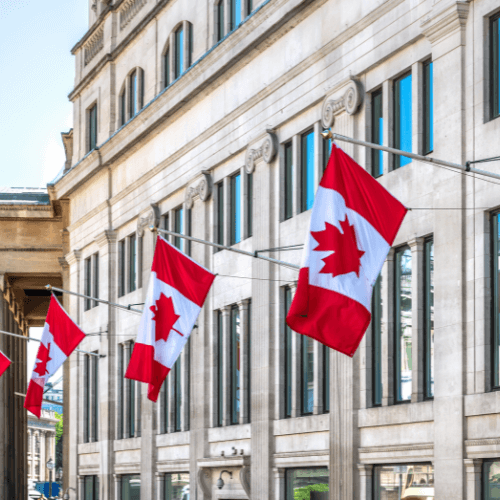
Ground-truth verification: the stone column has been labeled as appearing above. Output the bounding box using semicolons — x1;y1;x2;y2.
113;474;121;500
123;342;131;438
358;464;373;500
78;476;84;500
222;305;232;426
239;299;250;424
40;430;46;482
464;459;482;500
274;468;285;500
156;472;164;500
313;341;324;415
292;135;300;216
181;340;190;431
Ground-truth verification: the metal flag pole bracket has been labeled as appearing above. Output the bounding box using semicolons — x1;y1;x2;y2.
321;130;500;182
151;227;301;270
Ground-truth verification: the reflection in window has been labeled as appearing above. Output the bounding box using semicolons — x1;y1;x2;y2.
216;1;225;42
230;306;240;424
231;173;241;245
302;336;314;414
164;473;189;500
483;460;500;500
425;238;434;398
285;468;329;500
84;475;99;500
374;464;434;500
394;72;412;168
423;60;434;154
395;247;412;402
230;0;242;30
493;213;500;388
284;141;293;220
372;275;383;406
300;129;315;212
121;475;141;500
175;26;184;79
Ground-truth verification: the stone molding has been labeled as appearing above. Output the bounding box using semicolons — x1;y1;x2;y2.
245;130;278;174
61;129;73;173
58;257;70;270
420;1;469;45
65;250;82;267
359;443;433;454
321;77;364;129
0;247;62;253
119;0;147;31
239;466;251;497
464;458;483;473
156;459;189;473
137;203;160;237
113;462;141;475
466;437;500;447
84;24;104;66
197;468;212;497
185;170;212;210
94;229;117;248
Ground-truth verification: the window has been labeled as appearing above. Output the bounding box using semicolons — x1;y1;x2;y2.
246;300;251;422
322;130;332;172
247;172;253;237
217;310;223;427
164;48;171;88
118;234;139;296
35;434;40;454
88;103;98;152
284;141;293;220
84;355;90;442
175;26;184;79
491;14;500;119
302;336;314;414
121;475;140;500
84;475;99;500
118;239;126;297
164;473;189;500
484;460;500;499
120;90;126;126
230;173;241;245
374;464;433;500
395;246;412;402
300;129;315;212
285;468;329;500
246;0;253;16
424;238;434;398
372;275;382;406
230;0;242;31
85;257;92;311
423;61;433;154
129;234;137;293
129;70;137;118
216;182;224;249
493;212;500;388
174;207;184;252
188;24;193;67
323;346;330;413
161;373;169;433
120;69;144;125
118;342;139;439
284;286;293;418
85;254;99;311
371;89;383;177
216;1;225;41
230;305;240;424
173;356;182;432
393;72;412;168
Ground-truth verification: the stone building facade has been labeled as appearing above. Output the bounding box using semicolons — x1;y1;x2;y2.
54;0;500;498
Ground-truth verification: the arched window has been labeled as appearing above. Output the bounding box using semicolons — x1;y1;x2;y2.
119;68;145;127
163;22;193;88
174;25;184;79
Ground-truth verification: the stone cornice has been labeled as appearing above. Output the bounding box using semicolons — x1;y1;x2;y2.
65;250;82;266
420;1;469;45
94;229;117;248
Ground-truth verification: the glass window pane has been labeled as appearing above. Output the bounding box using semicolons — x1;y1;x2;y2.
122;475;141;500
285;287;293;417
129;234;136;293
165;473;190;500
163;372;169;433
322;129;332;172
372;90;383;177
395;247;412;402
93;254;99;307
85;355;90;442
164;49;170;87
84;476;93;500
301;130;315;212
374;464;434;500
89;104;97;152
425;239;434;398
231;174;241;244
394;73;412;168
423;61;434;154
302;336;314;414
216;183;224;247
174;208;184;252
284;141;293;220
118;345;124;438
323;346;330;413
93;355;99;441
175;27;184;78
85;258;92;311
285;468;329;500
230;0;242;30
246;0;253;15
491;16;500;118
217;1;225;41
372;275;383;406
129;71;137;118
188;24;193;67
119;240;126;297
231;306;240;424
121;91;126;125
129;343;135;437
217;311;223;427
174;357;182;431
493;214;500;388
484;461;500;500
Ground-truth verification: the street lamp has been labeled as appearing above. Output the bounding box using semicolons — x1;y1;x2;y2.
46;458;55;499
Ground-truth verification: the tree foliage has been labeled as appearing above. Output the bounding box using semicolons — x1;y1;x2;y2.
55;412;63;469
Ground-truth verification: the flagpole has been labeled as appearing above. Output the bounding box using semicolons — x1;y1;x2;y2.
153;228;301;270
0;329;101;357
322;131;500;182
45;285;143;315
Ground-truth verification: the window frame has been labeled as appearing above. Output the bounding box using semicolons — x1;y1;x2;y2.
216;0;225;41
301;335;314;415
423;60;434;155
373;463;434;499
217;310;223;427
83;475;100;500
285;467;329;500
88;103;98;153
164;472;190;500
128;234;137;294
173;356;182;432
490;13;500;120
215;182;224;250
247;171;253;238
164;47;171;88
230;304;240;425
175;25;184;79
174;206;184;252
424;237;434;399
393;71;412;169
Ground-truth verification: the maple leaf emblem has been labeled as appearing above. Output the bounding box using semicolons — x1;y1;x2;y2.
150;293;184;343
311;217;365;278
34;343;52;377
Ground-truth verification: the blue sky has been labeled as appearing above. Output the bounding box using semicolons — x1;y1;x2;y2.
0;0;88;188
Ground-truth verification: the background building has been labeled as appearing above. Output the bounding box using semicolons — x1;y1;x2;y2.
53;0;500;499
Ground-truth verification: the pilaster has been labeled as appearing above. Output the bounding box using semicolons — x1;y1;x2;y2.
464;459;482;500
358;464;373;500
221;305;231;427
238;299;250;424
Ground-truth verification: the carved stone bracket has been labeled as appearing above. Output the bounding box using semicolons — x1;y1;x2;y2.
240;466;251;498
245;130;277;174
61;129;73;173
137;203;160;236
185;170;212;210
321;78;364;129
197;468;212;498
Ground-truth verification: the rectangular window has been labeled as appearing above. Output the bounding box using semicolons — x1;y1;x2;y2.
372;275;383;406
395;246;412;402
285;468;329;500
164;49;170;88
128;234;137;293
174;357;182;432
284;141;293;220
230;305;240;424
230;173;241;245
394;72;412;168
247;300;251;422
300;129;315;212
129;342;136;438
85;257;92;311
92;354;99;441
164;473;190;500
484;460;500;499
217;310;223;427
85;254;99;310
88;104;97;152
163;213;170;242
84;475;100;500
322;130;332;172
371;90;383;177
162;373;169;433
174;207;184;252
121;475;140;500
491;14;500;119
423;61;434;154
188;24;193;67
217;1;225;41
216;182;224;249
230;0;242;30
120;91;126;126
374;464;433;499
119;240;126;297
118;344;124;438
247;172;253;238
424;238;434;398
493;213;500;388
84;354;90;443
323;346;330;413
129;70;137;118
302;336;314;414
246;0;253;16
284;287;292;418
175;27;184;78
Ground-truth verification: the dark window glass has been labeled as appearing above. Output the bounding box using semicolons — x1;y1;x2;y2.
93;254;99;307
163;213;170;241
185;208;192;256
285;468;329;500
85;257;92;311
423;61;433;154
174;207;184;252
230;0;242;30
372;275;382;406
120;91;126;126
302;335;314;414
129;70;137;118
425;238;434;398
247;172;253;238
175;26;184;79
129;342;135;437
129;234;137;293
322;129;332;172
93;354;99;441
230;306;240;424
217;1;225;42
162;373;169;433
164;49;170;88
84;475;99;500
395;247;412;402
484;460;500;499
284;287;293;418
231;173;241;245
246;0;253;16
493;213;500;388
121;475;141;500
372;90;383;177
284;141;293;220
88;104;98;152
217;310;223;427
300;129;315;212
374;464;433;499
247;300;251;422
491;15;500;119
323;346;330;413
394;72;412;168
118;345;124;438
139;70;144;109
84;355;90;442
164;473;190;500
174;357;182;432
119;240;126;297
216;182;224;249
188;24;193;67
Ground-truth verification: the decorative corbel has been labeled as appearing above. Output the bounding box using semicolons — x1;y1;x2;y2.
321;77;364;129
245;129;278;174
61;129;73;173
137;203;160;237
240;466;251;498
197;468;212;498
185;170;213;210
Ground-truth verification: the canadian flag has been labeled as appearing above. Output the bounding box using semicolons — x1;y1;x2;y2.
287;143;407;357
25;295;85;417
0;349;11;378
125;236;215;402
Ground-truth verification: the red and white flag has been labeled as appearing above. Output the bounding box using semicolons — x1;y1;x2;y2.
287;143;407;357
0;349;11;378
25;295;85;417
126;236;215;402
